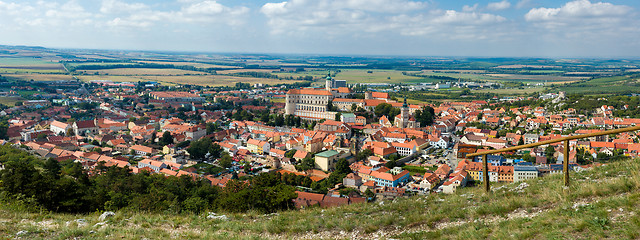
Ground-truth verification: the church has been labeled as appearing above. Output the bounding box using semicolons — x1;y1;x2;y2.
394;98;419;128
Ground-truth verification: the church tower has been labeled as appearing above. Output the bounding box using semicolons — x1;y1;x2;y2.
325;72;333;91
401;97;409;123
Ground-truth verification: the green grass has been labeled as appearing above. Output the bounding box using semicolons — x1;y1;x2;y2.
2;157;640;239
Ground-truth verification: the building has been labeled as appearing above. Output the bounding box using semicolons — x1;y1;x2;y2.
73;120;98;136
149;91;204;103
394;98;419;129
285;88;336;120
370;166;411;187
247;139;270;155
315;150;341;171
50;120;70;135
513;166;539;182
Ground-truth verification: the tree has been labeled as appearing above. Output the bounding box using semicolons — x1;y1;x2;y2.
285;149;297;158
385;160;397;168
335;158;351;175
545;145;555;160
414;106;435;126
219;152;233;168
187;138;213;159
159;131;174;146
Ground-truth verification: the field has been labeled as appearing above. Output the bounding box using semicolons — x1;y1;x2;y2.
555;75;640;94
332;70;424;83
475;87;544;95
0;57;59;66
137;75;302;87
485;74;585;82
137;61;241;69
2;73;73;81
80;68;206;76
0;96;25;106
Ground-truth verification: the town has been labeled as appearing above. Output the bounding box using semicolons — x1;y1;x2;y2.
0;72;636;209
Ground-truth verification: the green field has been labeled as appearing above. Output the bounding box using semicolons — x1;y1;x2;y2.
555;75;640;94
333;69;425;83
0;96;25;106
0;57;58;65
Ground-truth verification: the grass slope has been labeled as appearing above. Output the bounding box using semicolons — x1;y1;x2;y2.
2;158;640;239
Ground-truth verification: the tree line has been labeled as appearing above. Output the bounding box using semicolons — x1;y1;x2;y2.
0;145;298;214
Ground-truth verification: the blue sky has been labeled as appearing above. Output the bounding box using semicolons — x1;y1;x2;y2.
0;0;639;57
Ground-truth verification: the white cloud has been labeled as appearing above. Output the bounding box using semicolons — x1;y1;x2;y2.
463;4;478;12
487;0;511;11
260;0;508;40
525;0;631;21
104;1;249;28
100;0;148;14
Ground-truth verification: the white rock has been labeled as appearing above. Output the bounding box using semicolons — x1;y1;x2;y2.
99;211;116;221
16;230;28;236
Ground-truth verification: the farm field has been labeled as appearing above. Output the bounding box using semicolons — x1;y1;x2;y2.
555;75;640;94
135;75;303;87
216;69;278;74
475;87;544;94
0;96;25;106
2;73;73;81
0;57;59;66
80;68;206;76
486;74;585;82
137;61;241;69
333;69;424;83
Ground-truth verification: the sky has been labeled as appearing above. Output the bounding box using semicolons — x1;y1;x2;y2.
0;0;639;57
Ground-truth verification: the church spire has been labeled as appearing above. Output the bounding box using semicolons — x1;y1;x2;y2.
403;97;408;108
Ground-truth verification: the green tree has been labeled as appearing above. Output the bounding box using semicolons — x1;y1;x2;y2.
219;153;233;168
159;131;174;146
335;158;351;175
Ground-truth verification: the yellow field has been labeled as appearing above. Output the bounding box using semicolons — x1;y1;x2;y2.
270;98;286;103
216;69;276;74
80;68;205;76
135;75;303;87
77;75;148;82
4;73;73;81
137;61;241;69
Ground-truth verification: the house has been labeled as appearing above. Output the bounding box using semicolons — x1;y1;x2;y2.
343;173;363;188
314;150;343;172
435;164;451;180
293;150;310;161
441;170;468;194
370;167;411;187
50;120;70;135
138;159;166;172
419;172;440;191
131;144;154;156
246;138;270;155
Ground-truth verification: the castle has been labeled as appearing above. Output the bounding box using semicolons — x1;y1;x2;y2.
285;74;349;120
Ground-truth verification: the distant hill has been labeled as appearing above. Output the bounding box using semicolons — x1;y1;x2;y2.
2;156;639;239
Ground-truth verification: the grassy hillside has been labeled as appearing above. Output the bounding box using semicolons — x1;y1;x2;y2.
2;157;640;239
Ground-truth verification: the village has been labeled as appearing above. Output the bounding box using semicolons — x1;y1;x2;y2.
0;76;637;209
